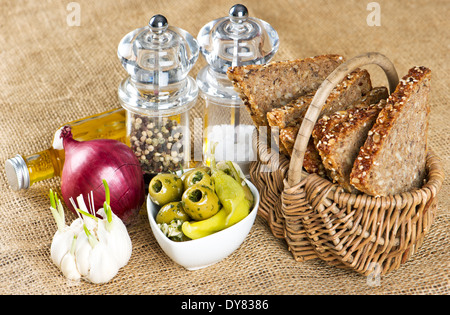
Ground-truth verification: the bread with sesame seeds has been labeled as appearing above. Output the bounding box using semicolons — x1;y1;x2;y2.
349;66;431;196
278;124;326;175
267;69;372;130
227;54;345;128
278;86;387;176
313;98;387;192
267;93;314;130
311;87;389;144
271;68;372;157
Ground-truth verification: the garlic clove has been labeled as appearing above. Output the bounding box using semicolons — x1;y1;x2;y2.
96;213;132;268
110;216;132;268
50;229;75;267
87;243;119;284
69;218;84;233
60;252;81;281
74;231;92;277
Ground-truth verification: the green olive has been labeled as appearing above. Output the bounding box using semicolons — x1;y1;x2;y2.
148;173;183;206
156;201;191;224
180;169;195;182
183;169;214;190
182;184;220;221
180;166;210;182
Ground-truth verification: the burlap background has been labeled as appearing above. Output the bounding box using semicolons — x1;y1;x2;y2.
1;0;448;295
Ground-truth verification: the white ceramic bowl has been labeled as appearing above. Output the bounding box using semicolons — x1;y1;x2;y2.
147;174;259;270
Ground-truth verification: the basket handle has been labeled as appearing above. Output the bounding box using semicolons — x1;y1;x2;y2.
286;52;399;187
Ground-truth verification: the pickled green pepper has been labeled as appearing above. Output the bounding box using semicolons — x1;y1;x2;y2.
181;144;253;239
181;205;248;239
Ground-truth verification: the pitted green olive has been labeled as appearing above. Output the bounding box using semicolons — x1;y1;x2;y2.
183;169;214;190
156;201;191;224
148;173;183;206
180;166;210;182
180;169;195;183
182;184;220;221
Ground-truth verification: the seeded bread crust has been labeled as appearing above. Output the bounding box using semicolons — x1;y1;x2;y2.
312;87;389;143
350;66;431;196
279;127;325;176
269;93;314;155
281;87;388;176
314;99;387;192
267;94;314;129
227;55;345;128
278;87;388;176
304;139;326;177
275;69;374;167
279;126;299;156
267;69;372;129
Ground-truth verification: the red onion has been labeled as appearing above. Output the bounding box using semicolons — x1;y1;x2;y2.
60;126;145;225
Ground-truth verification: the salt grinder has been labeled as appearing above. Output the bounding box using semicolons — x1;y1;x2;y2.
197;4;279;173
117;15;199;175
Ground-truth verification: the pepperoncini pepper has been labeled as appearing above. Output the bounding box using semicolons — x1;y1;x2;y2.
181;205;248;239
181;144;253;239
211;169;251;224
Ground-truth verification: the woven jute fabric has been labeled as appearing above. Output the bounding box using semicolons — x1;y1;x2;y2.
1;0;448;295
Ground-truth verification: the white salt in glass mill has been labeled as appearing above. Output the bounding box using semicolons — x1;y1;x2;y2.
196;4;279;174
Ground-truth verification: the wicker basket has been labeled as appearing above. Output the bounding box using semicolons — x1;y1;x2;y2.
250;52;445;276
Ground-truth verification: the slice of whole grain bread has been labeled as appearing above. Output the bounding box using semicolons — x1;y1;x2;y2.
279;85;388;175
314;99;387;192
350;66;431;196
227;54;345;128
311;87;389;144
267;69;373;129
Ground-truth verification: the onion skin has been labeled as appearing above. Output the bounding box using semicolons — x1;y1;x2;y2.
60;126;145;225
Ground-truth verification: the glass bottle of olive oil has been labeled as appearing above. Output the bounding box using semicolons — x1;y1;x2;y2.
5;108;126;190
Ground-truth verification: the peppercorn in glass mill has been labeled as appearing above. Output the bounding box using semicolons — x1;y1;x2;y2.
118;15;199;176
197;4;279;174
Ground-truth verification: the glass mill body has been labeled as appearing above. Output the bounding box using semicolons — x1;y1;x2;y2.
196;4;279;173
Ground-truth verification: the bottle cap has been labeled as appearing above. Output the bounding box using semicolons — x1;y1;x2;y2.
5;155;30;191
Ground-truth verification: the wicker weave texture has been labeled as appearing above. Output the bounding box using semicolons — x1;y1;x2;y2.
282;152;443;275
251;140;444;276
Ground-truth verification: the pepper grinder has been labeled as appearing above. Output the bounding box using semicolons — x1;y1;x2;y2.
197;4;279;174
118;15;199;175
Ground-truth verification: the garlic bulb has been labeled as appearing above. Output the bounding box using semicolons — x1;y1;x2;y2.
48;182;132;284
